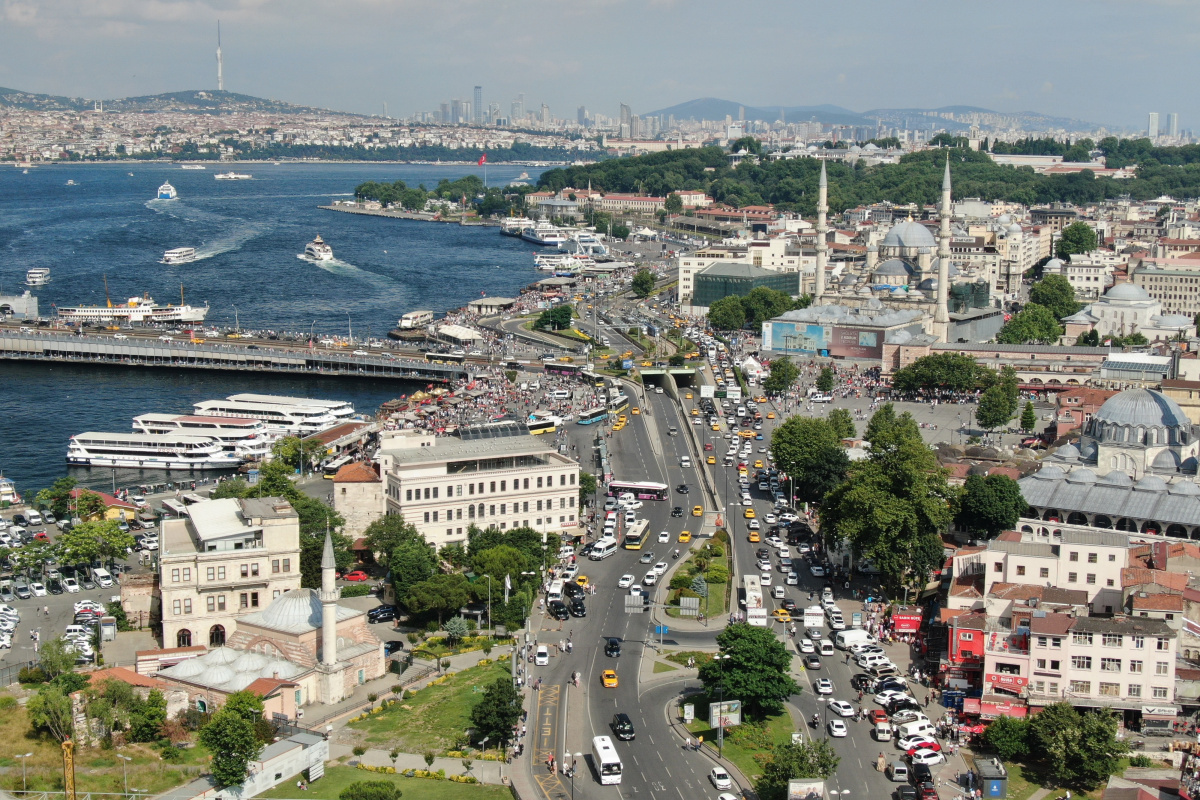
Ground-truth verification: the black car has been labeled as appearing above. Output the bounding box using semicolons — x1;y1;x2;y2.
850;673;875;691
780;598;798;613
911;765;934;785
580;542;595;557
548;601;570;621
568;598;587;618
47;579;63;595
383;640;404;656
756;548;771;559
605;637;622;657
367;605;397;623
11;515;26;527
894;786;918;800
886;698;922;716
612;712;635;741
563;581;584;598
676;484;689;494
670;506;684;518
803;655;822;670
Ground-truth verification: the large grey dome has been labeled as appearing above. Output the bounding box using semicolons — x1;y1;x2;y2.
1093;389;1190;429
258;588;323;632
1103;283;1151;302
874;258;914;277
882;221;936;249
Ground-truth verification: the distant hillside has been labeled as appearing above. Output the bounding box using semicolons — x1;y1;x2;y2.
645;97;868;126
0;87;335;115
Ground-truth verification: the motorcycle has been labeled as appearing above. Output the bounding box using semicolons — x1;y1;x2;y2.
810;714;820;729
672;549;681;560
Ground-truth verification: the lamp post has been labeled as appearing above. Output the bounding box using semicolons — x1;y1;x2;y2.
565;750;582;800
817;696;829;737
482;574;493;636
712;654;732;758
15;752;31;793
117;754;132;797
309;319;317;346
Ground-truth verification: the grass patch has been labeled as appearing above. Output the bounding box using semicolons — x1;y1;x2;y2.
652;661;678;673
978;757;1108;800
258;766;512;800
684;709;795;781
346;659;511;755
665;651;713;668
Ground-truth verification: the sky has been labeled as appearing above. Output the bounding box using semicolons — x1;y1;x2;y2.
0;0;1195;132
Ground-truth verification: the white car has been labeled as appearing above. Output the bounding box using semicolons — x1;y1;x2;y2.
534;645;550;666
74;600;104;614
909;749;946;766
741;496;753;506
827;719;848;738
798;639;815;654
158;335;174;341
897;734;939;751
828;699;855;717
657;531;671;543
113;333;128;340
765;536;783;548
29;582;46;597
352;350;370;356
814;678;834;695
779;513;799;524
777;546;791;557
653;561;668;576
874;689;911;706
618;574;635;588
786;572;799;585
759;572;772;586
619;499;644;511
757;559;772;572
747;519;761;530
62;577;80;593
809;564;826;577
709;768;732;790
643;572;658;586
763;513;777;524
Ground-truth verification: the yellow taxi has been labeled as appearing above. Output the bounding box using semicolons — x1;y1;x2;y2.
767;412;776;419
641;360;652;367
711;424;721;432
576;575;589;587
612;423;625;432
678;531;692;543
754;460;764;469
744;508;756;520
601;669;619;688
738;469;749;479
773;608;792;622
691;408;700;416
756;395;768;403
740;430;755;439
617;415;628;424
692;505;703;517
631;407;641;415
622;350;633;359
748;530;761;543
559;356;574;363
707;455;716;465
685;393;694;400
687;351;700;359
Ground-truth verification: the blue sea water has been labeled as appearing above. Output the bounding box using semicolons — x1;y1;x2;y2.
0;162;545;495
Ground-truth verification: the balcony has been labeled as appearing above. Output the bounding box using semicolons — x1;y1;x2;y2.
984;631;1030;655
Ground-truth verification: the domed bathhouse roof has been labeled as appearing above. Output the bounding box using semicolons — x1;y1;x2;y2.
1169;480;1200;495
1052;443;1081;462
1093;388;1190;429
1134;475;1169;492
1102;283;1152;302
1098;471;1133;487
881;220;937;250
1065;467;1097;483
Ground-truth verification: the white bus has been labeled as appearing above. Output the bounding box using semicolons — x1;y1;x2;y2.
743;575;767;627
591;735;622;785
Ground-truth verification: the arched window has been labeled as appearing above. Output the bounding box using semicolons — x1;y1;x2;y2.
209;625;226;647
177;629;192;648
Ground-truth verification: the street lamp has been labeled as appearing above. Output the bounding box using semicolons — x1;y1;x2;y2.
712;654;732;758
481;574;493;636
565;750;583;799
15;752;31;793
816;696;829;737
117;754;132;797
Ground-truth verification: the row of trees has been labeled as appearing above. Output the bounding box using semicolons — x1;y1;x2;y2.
983;704;1126;791
708;288;812;331
354;177;530;217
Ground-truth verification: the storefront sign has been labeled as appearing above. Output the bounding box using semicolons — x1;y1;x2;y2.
1141;705;1177;717
985;673;1029;689
891;609;923;632
981;700;1028;718
963;698;981;714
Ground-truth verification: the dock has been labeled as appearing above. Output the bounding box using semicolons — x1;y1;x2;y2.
318;204;500;226
0;330;472;383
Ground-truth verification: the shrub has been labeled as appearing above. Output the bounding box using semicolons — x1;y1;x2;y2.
0;695;18;709
368;693;378;703
339;780;401;800
669;573;692;590
392;685;404;695
18;666;47;684
1129;754;1153;768
341;585;373;598
353;746;367;756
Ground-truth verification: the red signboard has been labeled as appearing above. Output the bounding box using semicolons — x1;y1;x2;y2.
962;698;981;714
985;673;1029;690
981;700;1028;718
891;610;923;632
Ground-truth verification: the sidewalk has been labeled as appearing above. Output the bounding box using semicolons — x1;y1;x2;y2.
326;745;509;785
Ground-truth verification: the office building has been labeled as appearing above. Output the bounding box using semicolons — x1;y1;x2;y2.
473;86;482;124
1169;113;1180;139
1149;112;1160;139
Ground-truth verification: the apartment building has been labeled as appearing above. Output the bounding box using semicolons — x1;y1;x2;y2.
159;497;302;651
677;236;807;309
1045;252;1119;300
1131;259;1200;317
377;424;581;550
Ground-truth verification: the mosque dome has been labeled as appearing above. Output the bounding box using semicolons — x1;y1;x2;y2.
874;258;914;277
1044;258;1064;272
1103;283;1151;302
918;278;938;291
170;658;206;678
882;220;936;249
1134;475;1169;492
1093;388;1190;429
257;588;323;632
1066;467;1096;483
1055;443;1081;462
1169;480;1200;495
1098;471;1133;487
1152;450;1182;471
205;665;235;686
856;285;873;295
1007;223;1023;236
1034;466;1066;481
206;647;240;665
997;214;1012;225
233;652;270;672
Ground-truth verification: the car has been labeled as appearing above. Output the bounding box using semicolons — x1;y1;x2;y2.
709;768;733;790
908;749;945;766
756;559;772;572
901;739;942;755
692;505;703;517
916;783;940;800
535;645;550;666
671;506;685;518
875;689;911;706
748;520;761;531
652;561;668;576
612;712;635;741
814;678;834;695
601;669;619;688
548;601;570;620
891;711;930;727
639;551;656;564
809;564;826;577
744;508;756;519
61;576;79;594
47;579;63;595
894;787;919;800
561;565;579;580
828;699;855;717
113;333;129;340
618;574;635;588
869;709;891;725
575;575;589;587
677;484;690;494
158;335;174;341
678;531;692;543
827;720;849;738
564;582;584;599
605;638;622;657
772;608;791;622
367;605;397;623
26;581;45;598
341;570;370;582
804;655;822;670
759;572;772;586
643;572;658;586
658;531;671;543
807;627;823;641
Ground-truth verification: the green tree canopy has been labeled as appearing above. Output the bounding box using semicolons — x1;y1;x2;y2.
1027;703;1126;791
975;385;1014;431
391;538;438;610
957;474;1027;538
406;573;471;623
578;472;598;508
762;358;799;395
28;686;74;742
34;477;78;519
982;715;1030;761
363;515;424;564
272;436;328;473
770;418;850;506
1056;221;1098;260
816;367;834;393
1020;401;1038;432
997;303;1062;345
697;623;800;719
892;352;985;395
470;676;522;748
631;269;656;298
1029;274;1081;319
223;690;266;727
755;739;841;800
707;296;746;331
471;545;532;585
741;287;796;328
826;408;857;440
664;193;683;214
199;708;262;787
532;305;574;331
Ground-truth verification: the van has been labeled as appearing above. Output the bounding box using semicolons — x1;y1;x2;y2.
552;390;570;400
819;640;835;656
895;720;937;740
873;721;893;741
589;538;618;560
547;580;565;603
91;567;114;588
558;545;575;559
835;630;873;650
27;510;42;525
866;663;900;679
680;456;691;468
885;762;909;782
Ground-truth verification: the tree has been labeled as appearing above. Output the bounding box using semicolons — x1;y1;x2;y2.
37;637;78;681
73;490;107;521
406;573;471;623
223;690;265;727
664;193;683;214
578;472;597;508
472;545;531;584
826;408;857;440
443;616;470;645
94;519;135;568
28;686;74;742
272;436;328;473
631;269;656;298
1027;703;1126;791
363;515;424;564
741;287;795;327
199;708;262;787
975;385;1014;432
1056;221;1098;260
697;623;800;720
707;296;746;331
816;367;834;393
1020;401;1037;432
532;305;573;331
35;477;77;519
729;136;763;155
762;358;799;395
997;303;1062;345
1029;274;1081;319
755;739;841;800
982;714;1029;761
770;418;850;506
129;689;167;743
957;474;1026;538
340;782;401;800
470;676;522;749
891;353;982;396
390;538;438;610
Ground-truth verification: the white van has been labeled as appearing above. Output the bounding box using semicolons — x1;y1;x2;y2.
92;567;113;588
589;538;618;560
552;389;571;400
27;510;42;525
819;640;835;656
835;629;874;650
547;580;565;603
895;720;938;740
680;456;691;468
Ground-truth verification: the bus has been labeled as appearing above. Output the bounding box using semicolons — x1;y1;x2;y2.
527;417;560;436
623;519;650;550
582;370;606;388
607;481;669;501
544;362;582;378
743;575;767;627
425;351;466;365
322;454;354;479
399;310;434;329
160;499;189;518
608;395;630;415
577;407;609;426
591;736;623;785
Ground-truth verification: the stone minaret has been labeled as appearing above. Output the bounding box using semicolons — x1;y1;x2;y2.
320;529;339;666
814;161;828;302
934;158;952;334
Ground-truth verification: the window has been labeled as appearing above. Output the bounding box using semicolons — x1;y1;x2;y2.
500;481;506;492
209;625;225;647
272;559;280;574
183;568;190;581
1127;683;1142;697
1156;661;1169;676
1098;682;1120;696
1050;660;1061;671
490;481;496;492
1073;632;1093;646
1086;574;1096;585
177;629;191;647
423;487;430;500
1036;658;1046;669
241;564;249;578
405;489;412;501
1031;680;1045;694
207;567;214;581
283;558;290;572
468;484;475;496
218;595;226;611
1157;637;1171;651
537;500;542;511
424;512;430;523
172;568;180;582
1036;636;1047;648
218;567;225;580
1071;655;1092;670
1068;680;1091;694
1069;551;1079;562
1106;579;1114;587
1153;686;1169;699
1067;572;1077;583
537;477;543;488
1016;565;1026;576
994;562;1003;573
1129;660;1143;674
1100;658;1121;672
1040;567;1050;578
432;487;438;499
1108;554;1116;562
1133;636;1145;649
1048;682;1059;696
172;599;181;615
240;593;249;608
1102;634;1122;647
961;632;974;641
1087;552;1098;563
207;596;216;612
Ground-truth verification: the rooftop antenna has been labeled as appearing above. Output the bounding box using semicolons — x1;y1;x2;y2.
216;21;224;92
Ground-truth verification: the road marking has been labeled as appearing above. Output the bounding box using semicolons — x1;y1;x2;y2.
531;684;567;800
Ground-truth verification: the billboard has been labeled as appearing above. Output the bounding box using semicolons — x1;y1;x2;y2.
985;673;1028;690
699;385;716;398
708;699;742;728
763;320;886;359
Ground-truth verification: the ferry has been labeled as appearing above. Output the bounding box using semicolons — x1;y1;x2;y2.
133;413;276;460
499;217;534;237
180;164;206;170
0;476;20;505
162;248;197;265
534;253;595;272
520;221;568;246
560;229;609;257
66;432;242;470
193;394;353;435
24;268;50;287
65;179;76;186
157;182;178;200
214;172;252;180
399;310;435;329
303;235;334;261
226;393;356;420
57;293;209;325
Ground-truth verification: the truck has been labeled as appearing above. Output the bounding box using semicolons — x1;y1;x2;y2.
803;605;825;629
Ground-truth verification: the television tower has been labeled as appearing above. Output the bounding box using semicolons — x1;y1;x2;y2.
216;21;224;91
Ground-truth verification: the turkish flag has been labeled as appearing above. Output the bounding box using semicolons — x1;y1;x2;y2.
478;153;487;166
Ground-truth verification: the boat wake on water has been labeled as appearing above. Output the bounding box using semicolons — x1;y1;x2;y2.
296;254;395;289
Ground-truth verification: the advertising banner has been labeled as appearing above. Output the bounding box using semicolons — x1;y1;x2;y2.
985;673;1029;690
708;700;742;728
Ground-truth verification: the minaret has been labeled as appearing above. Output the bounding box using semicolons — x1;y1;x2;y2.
319;529;339;666
813;161;828;302
216;21;224;92
934;157;952;333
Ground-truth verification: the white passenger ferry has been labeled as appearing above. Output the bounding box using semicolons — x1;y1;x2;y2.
214;172;252;180
192;395;350;435
303;235;334;261
132;413;276;460
157;182;178;200
520;221;568;246
66;432;242;470
56;293;209;324
24;268;50;286
162;248;197;265
226;393;356;420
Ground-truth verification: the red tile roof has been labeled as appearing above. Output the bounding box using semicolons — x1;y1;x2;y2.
244;677;299;698
1122;568;1189;592
89;666;170;689
69;488;135;510
333;461;380;483
1130;593;1184;612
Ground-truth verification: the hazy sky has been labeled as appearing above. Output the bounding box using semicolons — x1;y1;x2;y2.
0;0;1193;131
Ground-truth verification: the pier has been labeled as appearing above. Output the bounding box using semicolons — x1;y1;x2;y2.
318;203;499;225
0;330;472;383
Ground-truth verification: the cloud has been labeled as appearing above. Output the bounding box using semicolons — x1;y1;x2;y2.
1041;82;1054;94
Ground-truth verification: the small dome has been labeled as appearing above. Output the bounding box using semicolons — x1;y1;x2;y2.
997;214;1012;225
1155;314;1194;328
1098;471;1133;486
867;244;878;252
257;588;323;631
1034;466;1066;481
918;278;938;291
205;665;235;686
233;652;269;672
206;647;241;665
1066;467;1097;483
856;285;873;295
1184;456;1199;474
1152;450;1182;471
170;657;206;678
1044;258;1065;272
890;286;908;295
1169;480;1200;495
874;258;914;277
1135;475;1168;491
1007;223;1023;236
1080;440;1097;460
1103;283;1151;302
840;274;857;286
1093;389;1190;429
1054;443;1081;462
882;220;936;249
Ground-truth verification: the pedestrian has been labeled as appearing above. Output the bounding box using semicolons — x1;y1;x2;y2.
685;737;692;751
697;735;703;750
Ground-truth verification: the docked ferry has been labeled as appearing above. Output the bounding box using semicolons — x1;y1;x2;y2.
214;172;252;180
24;268;50;286
520;221;568;246
499;217;535;237
180;164;206;170
67;432;242;470
133;413;276;460
303;235;334;261
162;248;197;265
193;394;352;435
157;182;178;200
56;293;209;325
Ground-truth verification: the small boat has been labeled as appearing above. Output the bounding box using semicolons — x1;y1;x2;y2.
162;248;197;265
65;179;76;186
25;268;50;286
303;235;334;261
214;172;252;180
180;164;206;170
157;182;178;200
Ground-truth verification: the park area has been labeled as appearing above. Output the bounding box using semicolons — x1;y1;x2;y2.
259;766;512;800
